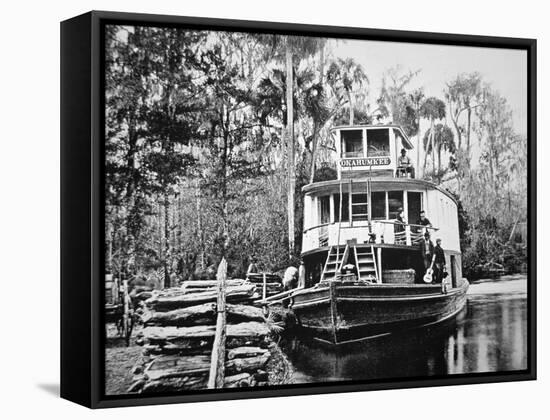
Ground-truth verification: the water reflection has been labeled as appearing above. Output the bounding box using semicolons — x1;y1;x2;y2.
283;276;527;383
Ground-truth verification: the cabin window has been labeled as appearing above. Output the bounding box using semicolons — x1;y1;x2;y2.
341;130;363;158
367;129;390;157
333;193;349;222
319;196;330;224
352;193;369;222
371;191;387;220
407;192;422;225
388;191;404;219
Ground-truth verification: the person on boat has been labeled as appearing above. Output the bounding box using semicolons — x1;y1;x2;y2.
415;210;432;233
394;207;406;243
246;257;259;275
433;238;446;283
396;148;415;178
298;260;306;288
420;231;434;273
416;210;432;227
283;265;299;291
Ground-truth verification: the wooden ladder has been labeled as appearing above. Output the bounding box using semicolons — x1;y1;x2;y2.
321;245;348;282
353;245;379;283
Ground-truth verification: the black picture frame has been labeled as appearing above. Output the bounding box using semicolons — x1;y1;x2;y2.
60;10;537;409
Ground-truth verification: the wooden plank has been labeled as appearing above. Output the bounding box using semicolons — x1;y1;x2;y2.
181;279;246;288
208;258;227;389
141;303;265;326
261;273;268;316
227;346;269;360
146;284;257;311
329;281;338;344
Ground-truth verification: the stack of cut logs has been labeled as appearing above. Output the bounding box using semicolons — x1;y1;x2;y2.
129;279;277;393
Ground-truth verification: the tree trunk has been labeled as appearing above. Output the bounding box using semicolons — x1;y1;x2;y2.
416;115;421;178
124;127;140;276
309;45;326;184
466;107;472;157
195;180;205;270
437;146;442;183
431;122;436;176
309;121;319;184
423;119;434;175
221;106;230;257
164;193;171;288
106;221;113;273
285;42;295;258
347;89;354;125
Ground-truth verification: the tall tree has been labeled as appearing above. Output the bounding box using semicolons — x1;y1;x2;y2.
445;72;482;154
377;66;420;137
419;96;446;176
326;58;368;125
285;39;295;259
423;123;455;182
409;88;425;173
264;36;326;259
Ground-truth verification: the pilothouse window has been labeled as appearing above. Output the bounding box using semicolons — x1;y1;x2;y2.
341;130;363;158
367;129;390;157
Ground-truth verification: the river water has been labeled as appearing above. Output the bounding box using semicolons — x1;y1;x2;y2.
283;275;528;384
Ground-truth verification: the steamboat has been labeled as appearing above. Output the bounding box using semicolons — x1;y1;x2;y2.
287;124;469;344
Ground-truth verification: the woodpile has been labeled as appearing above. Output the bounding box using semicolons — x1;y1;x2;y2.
145;284;259;312
129;279;280;393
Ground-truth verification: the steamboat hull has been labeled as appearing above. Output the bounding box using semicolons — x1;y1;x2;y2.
291;280;469;344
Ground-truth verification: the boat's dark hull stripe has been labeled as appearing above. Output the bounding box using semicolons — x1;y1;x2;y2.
290;281;469;341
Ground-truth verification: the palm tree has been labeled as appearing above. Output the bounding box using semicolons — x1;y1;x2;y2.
423;123;455;182
419;97;446;177
283;36;326;258
326;58;368;125
409;89;425;173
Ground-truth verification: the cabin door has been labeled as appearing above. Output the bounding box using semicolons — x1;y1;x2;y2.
407;192;422;225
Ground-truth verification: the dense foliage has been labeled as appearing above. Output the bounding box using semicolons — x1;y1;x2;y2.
105;27;527;287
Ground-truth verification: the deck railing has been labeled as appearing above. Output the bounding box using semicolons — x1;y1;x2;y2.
302;220;438;252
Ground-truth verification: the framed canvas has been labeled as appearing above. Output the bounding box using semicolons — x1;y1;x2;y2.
60;10;536;408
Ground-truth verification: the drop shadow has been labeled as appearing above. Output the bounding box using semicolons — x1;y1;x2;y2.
37;383;60;397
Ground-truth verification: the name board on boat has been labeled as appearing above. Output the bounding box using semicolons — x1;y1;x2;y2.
340;157;391;167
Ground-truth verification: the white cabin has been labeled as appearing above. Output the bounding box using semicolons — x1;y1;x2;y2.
301;125;462;286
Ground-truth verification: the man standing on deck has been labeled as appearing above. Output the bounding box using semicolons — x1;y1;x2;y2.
433;238;446;283
420;231;434;272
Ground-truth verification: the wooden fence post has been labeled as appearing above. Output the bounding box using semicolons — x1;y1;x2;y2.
208;258;227;389
262;273;267;300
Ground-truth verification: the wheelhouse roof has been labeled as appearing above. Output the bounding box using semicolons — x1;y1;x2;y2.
330;124;414;149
